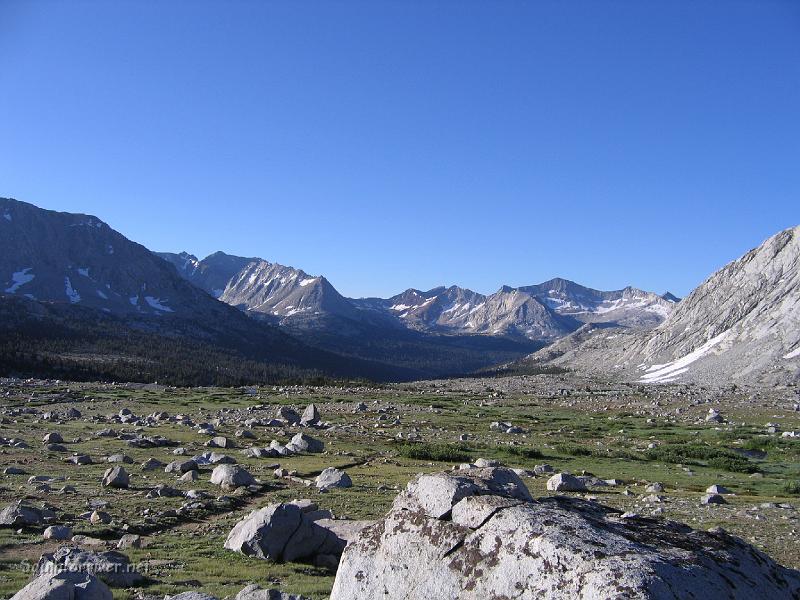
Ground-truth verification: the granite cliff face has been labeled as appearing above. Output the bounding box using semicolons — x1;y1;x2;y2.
521;225;800;384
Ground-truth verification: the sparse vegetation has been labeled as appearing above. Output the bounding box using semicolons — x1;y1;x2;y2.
0;377;798;599
396;442;472;463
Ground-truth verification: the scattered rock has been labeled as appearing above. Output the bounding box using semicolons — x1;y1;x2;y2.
42;433;63;444
102;467;129;489
275;406;301;425
315;468;352;491
286;433;323;454
116;534;142;549
10;571;112;600
0;502;49;527
224;503;370;564
546;473;587;492
142;458;165;471
43;525;72;541
36;547;145;587
165;459;198;474
702;493;727;505
107;454;133;464
235;583;310;600
210;464;256;490
300;404;320;426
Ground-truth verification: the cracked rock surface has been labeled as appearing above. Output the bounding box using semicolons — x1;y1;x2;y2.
331;467;800;599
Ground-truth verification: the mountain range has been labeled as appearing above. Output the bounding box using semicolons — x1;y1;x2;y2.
2;196;797;386
158;250;676;341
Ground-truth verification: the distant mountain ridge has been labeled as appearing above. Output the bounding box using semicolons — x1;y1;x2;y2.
158;250;674;341
0;198;542;380
0;198;419;384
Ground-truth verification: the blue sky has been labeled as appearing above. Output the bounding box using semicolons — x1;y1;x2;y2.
1;1;798;298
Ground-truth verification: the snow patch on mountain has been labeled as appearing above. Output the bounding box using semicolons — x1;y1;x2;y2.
5;268;35;293
64;277;81;303
639;331;728;383
145;296;174;312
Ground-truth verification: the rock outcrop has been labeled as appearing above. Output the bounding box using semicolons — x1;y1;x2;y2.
331;468;800;599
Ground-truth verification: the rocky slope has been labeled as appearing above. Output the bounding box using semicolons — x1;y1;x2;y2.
521;225;800;385
0;198;417;383
0;198;223;318
220;260;361;322
158;251;255;298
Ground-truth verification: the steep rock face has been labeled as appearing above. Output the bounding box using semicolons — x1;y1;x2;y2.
158;251;255;298
0;198;225;318
460;287;579;340
331;469;800;600
520;278;674;328
522;225;800;384
635;225;800;383
221;260;361;321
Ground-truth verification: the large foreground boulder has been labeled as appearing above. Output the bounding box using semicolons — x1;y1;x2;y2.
224;502;371;566
11;571;112;600
330;468;800;599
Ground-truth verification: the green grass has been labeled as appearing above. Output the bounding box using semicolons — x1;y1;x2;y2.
395;442;472;463
782;480;800;495
643;444;758;473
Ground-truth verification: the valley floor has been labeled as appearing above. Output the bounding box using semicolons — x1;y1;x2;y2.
1;375;799;599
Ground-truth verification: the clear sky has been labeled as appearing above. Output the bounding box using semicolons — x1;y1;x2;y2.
1;1;798;298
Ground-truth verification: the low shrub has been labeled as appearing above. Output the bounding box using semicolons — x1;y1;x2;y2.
396;442;472;463
644;444;757;473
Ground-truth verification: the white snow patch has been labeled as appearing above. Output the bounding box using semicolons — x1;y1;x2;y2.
2;211;11;221
784;347;800;360
212;288;224;298
106;245;114;255
640;332;728;384
299;278;317;287
5;268;34;293
129;296;139;306
391;304;411;311
64;277;81;303
78;267;90;277
145;296;174;312
96;289;108;300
